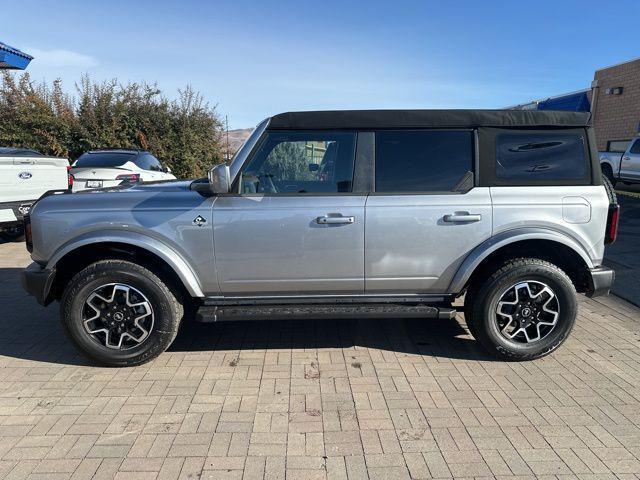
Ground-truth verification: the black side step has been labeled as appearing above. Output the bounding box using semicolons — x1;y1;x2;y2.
195;304;457;323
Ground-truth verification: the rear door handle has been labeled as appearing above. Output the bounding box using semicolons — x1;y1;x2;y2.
316;215;355;225
443;213;482;223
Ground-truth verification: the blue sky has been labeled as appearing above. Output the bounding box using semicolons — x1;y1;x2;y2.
3;0;639;128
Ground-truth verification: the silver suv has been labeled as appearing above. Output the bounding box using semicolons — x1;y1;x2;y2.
21;110;618;366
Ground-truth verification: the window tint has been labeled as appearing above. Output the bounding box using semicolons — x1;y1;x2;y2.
496;133;587;181
375;130;473;193
75;152;134;168
630;139;640;154
240;131;356;194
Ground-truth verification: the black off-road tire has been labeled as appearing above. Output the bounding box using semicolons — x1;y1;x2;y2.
60;260;183;367
463;285;480;340
602;175;618;206
601;164;616;188
465;258;577;361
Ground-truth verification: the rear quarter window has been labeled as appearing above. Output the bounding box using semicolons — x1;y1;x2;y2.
478;128;592;186
496;133;587;181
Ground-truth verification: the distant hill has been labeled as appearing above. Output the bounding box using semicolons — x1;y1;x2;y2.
222;128;254;158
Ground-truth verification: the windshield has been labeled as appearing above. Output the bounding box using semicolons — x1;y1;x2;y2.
75;152;134;168
229;118;270;181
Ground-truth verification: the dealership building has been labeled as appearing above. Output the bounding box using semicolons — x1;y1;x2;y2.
0;42;32;70
510;57;640;152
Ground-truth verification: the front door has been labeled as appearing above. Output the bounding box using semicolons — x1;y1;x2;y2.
365;130;492;293
212;130;365;296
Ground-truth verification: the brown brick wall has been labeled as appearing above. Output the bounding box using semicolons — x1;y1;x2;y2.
592;58;640;150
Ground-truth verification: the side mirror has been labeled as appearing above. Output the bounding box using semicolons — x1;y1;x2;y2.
208;164;231;194
308;163;320;172
164;165;172;174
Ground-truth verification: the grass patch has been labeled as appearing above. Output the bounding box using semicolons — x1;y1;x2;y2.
616;189;640;199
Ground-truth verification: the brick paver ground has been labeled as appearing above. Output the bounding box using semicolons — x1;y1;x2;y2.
1;241;640;479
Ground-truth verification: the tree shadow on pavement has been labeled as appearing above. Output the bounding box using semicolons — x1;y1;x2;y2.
0;265;493;366
0;268;91;366
169;315;493;362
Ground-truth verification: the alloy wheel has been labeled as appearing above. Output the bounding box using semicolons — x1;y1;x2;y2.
82;283;154;350
495;280;559;343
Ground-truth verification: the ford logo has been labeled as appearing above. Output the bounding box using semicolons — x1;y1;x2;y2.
18;172;33;180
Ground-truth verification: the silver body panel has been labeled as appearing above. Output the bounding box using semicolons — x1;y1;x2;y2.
365;189;492;293
30;182;216;297
490;186;608;265
212;195;366;295
28;122;611;301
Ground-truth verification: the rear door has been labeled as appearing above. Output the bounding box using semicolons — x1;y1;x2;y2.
620;138;640;181
365;130;492;293
212;130;366;296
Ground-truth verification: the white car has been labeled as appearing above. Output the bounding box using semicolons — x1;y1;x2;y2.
71;150;176;191
0;147;70;241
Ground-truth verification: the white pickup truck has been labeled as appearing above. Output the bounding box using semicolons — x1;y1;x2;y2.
600;137;640;186
0;148;70;241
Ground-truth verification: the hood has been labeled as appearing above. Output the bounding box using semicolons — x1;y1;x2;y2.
75;179;194;195
33;179;208;219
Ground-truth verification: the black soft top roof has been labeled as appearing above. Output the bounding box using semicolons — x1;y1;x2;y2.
268;109;591;130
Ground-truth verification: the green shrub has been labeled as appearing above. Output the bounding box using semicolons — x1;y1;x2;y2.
0;72;224;178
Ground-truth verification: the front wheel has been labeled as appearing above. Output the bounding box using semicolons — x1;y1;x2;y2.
465;258;577;360
60;260;183;366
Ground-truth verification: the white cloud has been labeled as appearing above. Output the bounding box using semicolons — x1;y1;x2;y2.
27;48;98;68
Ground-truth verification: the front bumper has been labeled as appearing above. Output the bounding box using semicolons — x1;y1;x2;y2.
21;262;56;306
586;266;615;298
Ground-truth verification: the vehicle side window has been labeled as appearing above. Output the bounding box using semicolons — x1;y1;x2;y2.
133;155;150;170
630;139;640;154
496;133;587;181
146;155;163;171
607;140;631;153
375;130;473;193
239;131;356;194
135;154;162;171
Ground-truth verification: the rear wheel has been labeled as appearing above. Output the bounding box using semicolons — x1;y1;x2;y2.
60;260;183;366
463;286;480;339
465;258;577;360
601;164;616;187
602;175;618;205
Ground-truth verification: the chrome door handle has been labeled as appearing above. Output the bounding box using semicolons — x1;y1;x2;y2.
443;213;482;223
316;215;355;225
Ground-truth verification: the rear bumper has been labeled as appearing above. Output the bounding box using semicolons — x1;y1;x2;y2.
21;262;56;306
586;266;615;298
0;200;35;226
